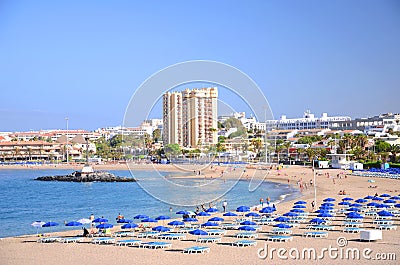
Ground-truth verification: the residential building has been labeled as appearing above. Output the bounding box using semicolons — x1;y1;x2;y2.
163;87;218;147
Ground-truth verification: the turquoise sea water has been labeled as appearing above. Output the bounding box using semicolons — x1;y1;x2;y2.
0;169;300;238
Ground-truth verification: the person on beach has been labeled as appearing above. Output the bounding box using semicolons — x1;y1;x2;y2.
266;196;270;205
260;198;264;207
311;201;315;210
222;200;227;212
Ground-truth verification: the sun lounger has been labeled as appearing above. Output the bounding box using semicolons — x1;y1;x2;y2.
221;224;239;230
256;220;276;225
343;222;363;227
373;220;394;225
205;229;226;236
303;231;328;238
92;237;115;244
271;228;292;235
235;232;258;238
266;235;292;242
343;227;362;233
37;236;61;243
115;239;142;246
182;246;210;254
306;225;334;231
137;231;160;238
345;218;363;223
139;241;172;249
59;237;83;243
196;237;222;243
157;233;186;240
232;240;257;247
176;228;193;234
377;225;397;230
113;231;135;237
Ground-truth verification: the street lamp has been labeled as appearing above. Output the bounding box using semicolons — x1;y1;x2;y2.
65;117;69;164
312;156;318;208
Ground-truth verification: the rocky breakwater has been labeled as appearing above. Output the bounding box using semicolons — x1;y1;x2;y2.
35;171;136;182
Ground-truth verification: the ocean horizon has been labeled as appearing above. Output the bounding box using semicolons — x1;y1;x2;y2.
0;169;300;238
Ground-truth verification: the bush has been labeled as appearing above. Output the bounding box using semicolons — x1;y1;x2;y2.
363;161;381;169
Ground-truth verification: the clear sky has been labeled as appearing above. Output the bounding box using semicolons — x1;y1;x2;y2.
0;0;399;131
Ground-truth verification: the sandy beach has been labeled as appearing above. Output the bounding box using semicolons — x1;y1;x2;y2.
0;164;399;265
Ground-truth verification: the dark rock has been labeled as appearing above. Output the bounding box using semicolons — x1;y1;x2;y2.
35;171;136;182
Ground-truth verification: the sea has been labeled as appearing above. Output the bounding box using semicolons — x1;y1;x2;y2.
0;169;301;238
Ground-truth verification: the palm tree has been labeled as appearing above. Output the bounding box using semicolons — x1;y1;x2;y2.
389;144;400;163
250;138;263;157
283;141;291;160
305;148;315;162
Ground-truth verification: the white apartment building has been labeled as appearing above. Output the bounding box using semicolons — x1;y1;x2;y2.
163;87;218;147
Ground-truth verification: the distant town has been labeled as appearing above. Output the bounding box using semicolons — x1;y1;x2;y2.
0;87;399;170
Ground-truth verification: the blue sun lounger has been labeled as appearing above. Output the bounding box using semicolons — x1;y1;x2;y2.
113;231;135;237
343;227;362;233
137;231;160;238
266;235;292;242
271;228;292;235
232;240;257;247
139;241;172;249
157;233;186;240
115;239;142;246
182;246;210;254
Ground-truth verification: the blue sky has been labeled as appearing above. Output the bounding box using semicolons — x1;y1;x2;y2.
0;0;399;131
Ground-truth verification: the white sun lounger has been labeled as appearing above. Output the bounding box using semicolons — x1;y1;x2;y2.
205;229;227;236
196;237;222;243
303;231;328;238
92;237;115;244
343;227;362;233
137;231;160;238
115;239;142;246
183;246;210;254
37;237;61;243
157;233;186;240
59;237;83;243
235;232;258;238
377;225;397;230
271;228;292;235
232;240;257;247
113;231;135;237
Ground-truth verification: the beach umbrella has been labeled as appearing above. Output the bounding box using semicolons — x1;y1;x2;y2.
65;221;82;227
208;217;224;222
384;199;396;204
96;223;113;229
238;226;256;231
183;217;198;222
176;210;190;215
355;199;368;203
141;218;157;223
245;212;260;218
92;217;108;223
31;221;45;235
205;207;219;213
380;194;391;197
346;212;363;219
367;202;379;207
350;203;362;207
274;223;291;229
321;202;334;207
197;212;211;217
364;195;374;199
236;206;250;213
377;210;393;217
315;209;329;213
338;201;351;206
323;198;335;202
294;201;307;205
274;216;289;222
223;212;238;217
168;220;185;226
376;204;390;208
117;218;133;223
42;221;59;227
134;214;149;219
283;212;298;217
259;207;273;214
189;229;208;239
372;197;384;201
152;226;170;232
290;209;305;213
342;197;353;201
155;215;171;225
317;213;333;218
347;207;361;212
395;204;400;208
121;223;138;229
201;221;219;227
390;196;400;200
240;220;257;226
319;206;333;210
293;205;306;209
77;218;92;225
309;218;326;224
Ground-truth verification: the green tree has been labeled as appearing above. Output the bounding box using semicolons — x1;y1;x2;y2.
152;129;161;143
375;140;391;153
164;143;181;158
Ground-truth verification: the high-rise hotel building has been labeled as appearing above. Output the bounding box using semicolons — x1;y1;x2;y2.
163;87;218;147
